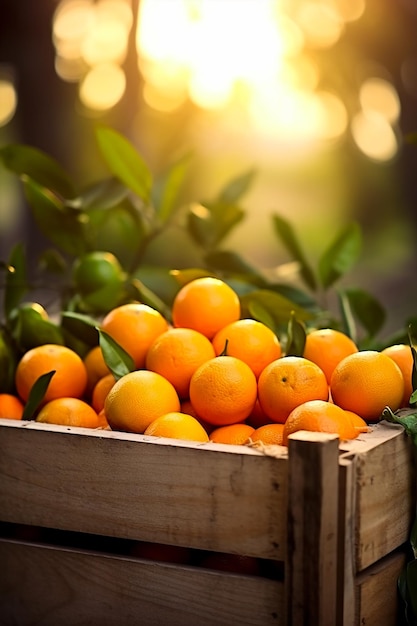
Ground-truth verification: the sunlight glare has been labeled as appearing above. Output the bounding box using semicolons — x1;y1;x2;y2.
351;111;398;161
79;63;126;110
0;79;17;127
359;78;400;124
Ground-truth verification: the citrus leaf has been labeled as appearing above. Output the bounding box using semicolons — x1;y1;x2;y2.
170;268;216;287
71;178;129;211
286;312;306;357
409;326;417;400
22;370;56;421
272;214;317;291
0;328;19;393
23;180;89;256
382;407;417;447
98;329;135;380
204;250;266;284
218;168;256;204
318;222;362;289
153;152;191;223
4;243;27;321
246;300;276;331
11;307;65;351
95;126;152;203
406;560;417;618
342;287;386;339
337;289;358;344
187;201;245;249
240;289;314;327
0;144;74;198
128;278;172;321
61;312;100;347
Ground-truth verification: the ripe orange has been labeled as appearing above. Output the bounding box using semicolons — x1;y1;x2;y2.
381;344;415;407
15;344;88;404
104;370;180;433
257;356;329;424
282;399;359;446
100;303;169;369
212;318;282;378
343;410;370;434
146;327;216;398
180;399;214;435
189;355;257;426
144;411;210;442
246;399;271;429
91;373;116;413
83;345;111;396
209;423;255;445
330;350;404;422
303;328;358;384
0;393;24;420
36;397;101;428
172;277;240;339
250;423;285;446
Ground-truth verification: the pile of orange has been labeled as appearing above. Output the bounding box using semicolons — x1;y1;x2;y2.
1;276;414;448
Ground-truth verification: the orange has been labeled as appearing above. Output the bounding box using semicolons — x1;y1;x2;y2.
381;343;415;407
172;277;240;340
100;303;169;369
97;408;110;429
257;356;329;424
36;397;101;428
209;423;255;445
212;318;281;378
104;370;180;433
146;327;216;398
180;399;214;435
144;411;209;442
250;423;285;446
343;410;370;434
303;328;358;384
246;399;271;429
282;399;359;446
15;344;88;404
189;355;257;426
83;345;111;396
91;373;116;413
0;393;24;420
330;350;404;422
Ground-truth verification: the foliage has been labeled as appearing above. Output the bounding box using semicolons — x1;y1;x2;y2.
0;124;413;395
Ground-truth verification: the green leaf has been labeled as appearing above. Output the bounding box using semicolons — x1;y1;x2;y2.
409;327;417;400
217;168;256;204
318;222;362;289
406;560;417;618
70;178;129;211
10;306;65;351
170;268;216;287
61;312;100;347
23;180;89;256
98;329;135;380
22;370;56;421
272;214;317;291
95;126;152;203
382;407;417;447
342;287;386;339
0;328;19;393
127;278;172;322
187;200;245;249
337;289;358;344
240;289;314;328
38;249;68;274
4;243;27;321
286;312;307;357
0;144;74;198
246;300;276;332
153;153;191;223
204;250;267;285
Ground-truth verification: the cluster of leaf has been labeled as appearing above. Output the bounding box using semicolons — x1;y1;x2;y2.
0;125;414;395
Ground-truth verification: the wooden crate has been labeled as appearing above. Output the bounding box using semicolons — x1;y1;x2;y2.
0;419;415;625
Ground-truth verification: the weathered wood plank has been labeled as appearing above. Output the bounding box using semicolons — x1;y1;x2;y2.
0;538;284;626
0;420;288;559
355;550;407;626
286;431;340;626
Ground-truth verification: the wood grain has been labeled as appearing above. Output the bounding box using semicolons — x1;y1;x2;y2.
0;420;288;560
0;538;284;626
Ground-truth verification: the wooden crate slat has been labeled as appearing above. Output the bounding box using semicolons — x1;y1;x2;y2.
0;538;284;626
0;420;288;560
341;422;415;571
354;549;407;626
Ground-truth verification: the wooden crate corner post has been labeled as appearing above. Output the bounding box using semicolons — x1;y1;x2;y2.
286;431;340;626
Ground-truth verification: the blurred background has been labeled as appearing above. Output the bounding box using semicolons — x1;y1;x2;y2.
0;0;416;336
